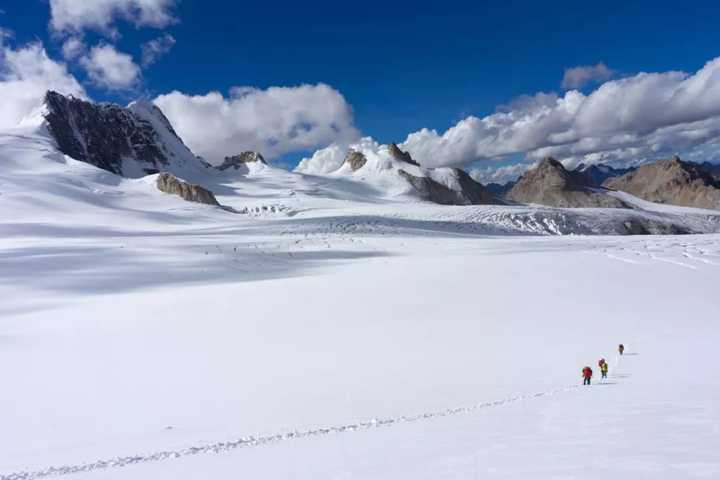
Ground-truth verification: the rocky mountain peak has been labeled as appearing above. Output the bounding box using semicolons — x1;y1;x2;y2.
42;91;200;177
524;157;582;190
506;157;629;208
217;152;267;170
388;143;420;166
604;156;720;210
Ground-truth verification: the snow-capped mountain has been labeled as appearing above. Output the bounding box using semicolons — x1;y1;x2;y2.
1;91;719;237
297;138;501;205
42;91;210;178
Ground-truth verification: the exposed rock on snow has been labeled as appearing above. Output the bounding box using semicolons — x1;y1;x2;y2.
302;139;500;206
398;168;501;206
217;152;267;170
388;143;420;166
156;172;219;206
42;91;205;177
343;150;367;171
506;157;629;208
604;156;720;210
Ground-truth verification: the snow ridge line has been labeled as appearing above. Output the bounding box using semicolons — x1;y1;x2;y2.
1;385;580;480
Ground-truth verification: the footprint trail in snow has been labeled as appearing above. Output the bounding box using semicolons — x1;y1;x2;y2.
0;383;601;480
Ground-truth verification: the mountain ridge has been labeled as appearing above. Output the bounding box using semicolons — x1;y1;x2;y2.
604;156;720;210
505;157;630;208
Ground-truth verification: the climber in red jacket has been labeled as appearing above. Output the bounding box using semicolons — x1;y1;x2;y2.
582;366;593;385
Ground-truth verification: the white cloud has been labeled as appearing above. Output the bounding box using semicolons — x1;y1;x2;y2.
153;84;360;163
80;44;141;90
49;0;177;36
61;37;86;60
295;143;348;174
562;62;615;90
0;26;12;45
400;57;720;169
469;162;535;184
0;42;85;130
141;33;175;67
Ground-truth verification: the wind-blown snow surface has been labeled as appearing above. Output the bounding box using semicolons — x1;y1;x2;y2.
1;126;720;479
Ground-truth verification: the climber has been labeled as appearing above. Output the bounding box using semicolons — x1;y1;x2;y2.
599;359;609;379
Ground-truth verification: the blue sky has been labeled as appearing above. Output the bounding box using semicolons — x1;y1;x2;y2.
2;1;720;175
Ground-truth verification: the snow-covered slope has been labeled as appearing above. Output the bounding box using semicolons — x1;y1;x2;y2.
2;98;720;480
1;213;719;479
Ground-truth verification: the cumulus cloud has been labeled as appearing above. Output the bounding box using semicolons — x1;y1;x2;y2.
400;57;720;170
49;0;177;36
141;34;175;67
469;162;535;185
295;143;349;174
562;62;615;90
61;37;85;60
154;84;360;163
0;41;85;130
80;44;141;90
0;26;11;43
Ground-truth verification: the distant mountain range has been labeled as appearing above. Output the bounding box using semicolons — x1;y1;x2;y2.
11;91;720;213
486;158;720;211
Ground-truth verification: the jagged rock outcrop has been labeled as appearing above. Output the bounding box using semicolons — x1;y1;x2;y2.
398;168;500;205
217;152;266;170
156;172;219;205
575;163;635;187
344;150;367;171
603;156;720;210
43;91;201;177
506;157;630;208
388;143;420;166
